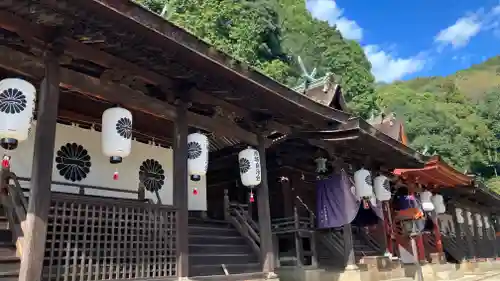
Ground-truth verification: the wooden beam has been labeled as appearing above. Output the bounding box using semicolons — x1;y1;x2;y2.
0;45;259;145
0;10;291;135
173;102;189;277
19;50;61;281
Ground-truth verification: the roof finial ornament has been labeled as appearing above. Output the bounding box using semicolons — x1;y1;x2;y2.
160;1;173;19
421;145;429;156
297;56;317;95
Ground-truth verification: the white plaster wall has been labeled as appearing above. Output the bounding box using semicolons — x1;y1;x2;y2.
8;122;207;210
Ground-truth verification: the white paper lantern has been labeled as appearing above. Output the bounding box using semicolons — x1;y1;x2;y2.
456;208;464;224
420;191;435;212
466;211;473;226
373;175;391;201
238;147;261;187
475;213;483;228
431;194;446;214
354;168;373;198
484;215;490;229
187;132;209;181
0;78;36;150
102;107;132;163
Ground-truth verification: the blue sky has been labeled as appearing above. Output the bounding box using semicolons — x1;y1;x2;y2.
306;0;500;82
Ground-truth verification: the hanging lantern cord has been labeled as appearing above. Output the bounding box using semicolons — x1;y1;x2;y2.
249;187;255;203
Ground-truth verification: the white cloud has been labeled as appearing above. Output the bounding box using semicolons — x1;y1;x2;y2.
305;0;425;82
434;15;482;49
434;4;500;49
364;45;426;83
306;0;363;40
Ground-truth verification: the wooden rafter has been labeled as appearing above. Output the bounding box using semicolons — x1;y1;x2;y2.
0;45;261;145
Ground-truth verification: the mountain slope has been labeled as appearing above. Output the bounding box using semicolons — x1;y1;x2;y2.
375;56;500;180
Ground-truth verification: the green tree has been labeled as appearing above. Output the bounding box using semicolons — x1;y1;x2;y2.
136;0;292;84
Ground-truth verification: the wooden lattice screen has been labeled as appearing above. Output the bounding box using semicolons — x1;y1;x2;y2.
44;193;177;281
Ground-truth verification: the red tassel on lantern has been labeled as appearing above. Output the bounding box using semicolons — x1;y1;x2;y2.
113;171;119;181
249;191;255;203
2;155;10;169
193;187;198;195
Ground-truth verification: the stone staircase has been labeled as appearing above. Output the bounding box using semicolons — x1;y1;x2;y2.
0;206;20;281
188;217;261;277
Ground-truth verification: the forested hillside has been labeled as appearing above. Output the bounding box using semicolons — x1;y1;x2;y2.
134;0;500;192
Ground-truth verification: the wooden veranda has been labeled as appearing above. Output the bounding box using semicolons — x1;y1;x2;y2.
0;1;354;281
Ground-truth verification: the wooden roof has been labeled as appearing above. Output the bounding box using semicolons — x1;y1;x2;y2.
369;113;409;145
292;118;425;171
393;156;473;188
292;74;348;112
0;0;351;150
440;183;500;212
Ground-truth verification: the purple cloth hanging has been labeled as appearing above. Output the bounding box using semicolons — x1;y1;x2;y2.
316;171;359;229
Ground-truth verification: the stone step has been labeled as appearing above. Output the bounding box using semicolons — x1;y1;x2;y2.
0;270;18;279
189;262;261;277
190;253;258;266
0;255;20;274
189;235;247;246
0;230;12;243
188;225;240;236
0;217;7;230
189;244;253;255
188;218;233;228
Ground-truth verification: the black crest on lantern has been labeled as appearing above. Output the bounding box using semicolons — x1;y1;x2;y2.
364;175;372;185
383;179;390;192
239;158;251;174
187;141;202;160
139;159;165;192
116;117;132;139
55;143;92;182
0;88;27;114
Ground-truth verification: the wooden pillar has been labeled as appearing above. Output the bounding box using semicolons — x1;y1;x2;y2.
173;102;189;277
293;206;304;267
432;212;444;255
450;204;466;260
487;215;498;258
343;223;357;269
382;201;394;255
471;211;481;258
257;135;275;273
416;234;426;262
19;51;60;281
464;209;476;260
280;171;293;218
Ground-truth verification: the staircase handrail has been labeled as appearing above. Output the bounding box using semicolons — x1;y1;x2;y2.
229;202;260;232
0;169;27;256
223;189;260;256
353;226;383;253
295;195;316;219
271;216;313;234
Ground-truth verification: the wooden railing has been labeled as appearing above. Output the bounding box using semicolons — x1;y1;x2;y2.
15;176;146;201
353;226;383;254
272;196;315;234
0;170;178;280
318;228;344;256
0;169;28;256
223;189;260;256
44;192;178;281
